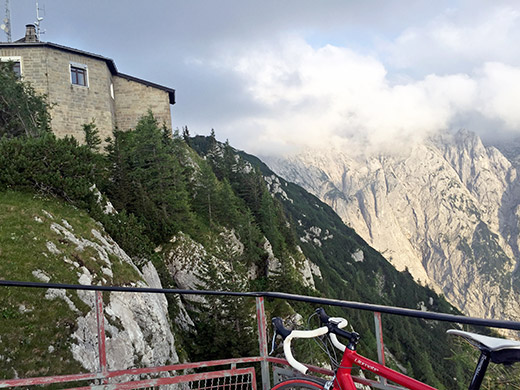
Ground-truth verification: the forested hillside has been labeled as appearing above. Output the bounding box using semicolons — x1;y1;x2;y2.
190;136;475;388
0;63;487;389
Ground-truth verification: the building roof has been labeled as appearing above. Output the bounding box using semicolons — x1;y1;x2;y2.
0;40;175;104
117;73;176;104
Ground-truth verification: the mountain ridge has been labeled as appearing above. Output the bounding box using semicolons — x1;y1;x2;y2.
263;129;520;325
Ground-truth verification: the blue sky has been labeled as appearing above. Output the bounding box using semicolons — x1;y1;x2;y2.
5;1;520;155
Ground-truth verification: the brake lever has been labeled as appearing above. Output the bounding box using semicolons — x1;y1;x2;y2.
269;328;278;355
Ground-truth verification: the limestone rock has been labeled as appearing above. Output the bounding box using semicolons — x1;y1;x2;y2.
44;219;179;373
265;129;520;323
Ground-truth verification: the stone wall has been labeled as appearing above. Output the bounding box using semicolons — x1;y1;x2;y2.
1;45;173;143
0;46;117;142
1;46;48;95
113;76;172;131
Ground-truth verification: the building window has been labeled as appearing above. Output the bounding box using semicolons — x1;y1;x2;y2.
0;56;22;78
70;63;88;86
12;61;21;78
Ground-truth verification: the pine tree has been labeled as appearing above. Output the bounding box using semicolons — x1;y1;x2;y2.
106;112;194;244
182;125;191;145
0;62;51;138
192;161;219;228
105;129;135;211
83;121;101;152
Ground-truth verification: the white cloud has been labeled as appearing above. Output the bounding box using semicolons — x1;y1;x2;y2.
201;37;471;154
383;5;520;75
477;62;520;128
194;34;520;156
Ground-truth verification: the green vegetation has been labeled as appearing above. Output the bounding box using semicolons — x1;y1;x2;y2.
105;113;194;245
1;57;515;389
0;191;143;378
0;133;102;209
0;62;51;138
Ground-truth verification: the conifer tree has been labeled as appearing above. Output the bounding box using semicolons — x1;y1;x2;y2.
182;125;191;145
0;62;51;138
83;121;101;152
105;130;135;211
106;112;193;244
193;161;219;228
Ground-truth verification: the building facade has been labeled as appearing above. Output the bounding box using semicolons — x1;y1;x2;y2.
0;25;175;142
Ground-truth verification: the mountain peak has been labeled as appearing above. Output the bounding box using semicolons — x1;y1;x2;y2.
265;129;520;325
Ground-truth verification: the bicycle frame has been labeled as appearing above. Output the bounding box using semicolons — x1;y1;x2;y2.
272;310;512;390
334;347;438;390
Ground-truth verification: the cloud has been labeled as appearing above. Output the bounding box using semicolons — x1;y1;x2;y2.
193;37;473;154
477;62;520;129
382;4;520;75
188;33;520;156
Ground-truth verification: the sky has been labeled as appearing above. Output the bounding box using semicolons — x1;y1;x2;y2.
6;0;520;155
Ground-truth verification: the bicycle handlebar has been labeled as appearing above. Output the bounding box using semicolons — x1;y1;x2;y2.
272;308;352;374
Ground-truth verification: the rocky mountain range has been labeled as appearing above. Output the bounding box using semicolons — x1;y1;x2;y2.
264;129;520;325
0;68;500;388
0;125;476;388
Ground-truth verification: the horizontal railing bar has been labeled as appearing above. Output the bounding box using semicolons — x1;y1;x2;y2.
0;357;264;388
2;279;520;330
106;357;264;378
0;372;103;388
67;367;256;390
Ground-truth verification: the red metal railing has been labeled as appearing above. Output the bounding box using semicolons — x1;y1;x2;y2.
0;292;265;390
2;281;520;390
0;288;379;390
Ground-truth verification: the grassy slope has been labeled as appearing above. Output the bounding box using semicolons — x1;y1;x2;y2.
0;190;141;379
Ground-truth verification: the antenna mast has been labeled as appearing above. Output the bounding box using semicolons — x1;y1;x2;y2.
1;0;12;42
34;1;45;40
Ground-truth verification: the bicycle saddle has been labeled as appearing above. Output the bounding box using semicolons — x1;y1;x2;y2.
447;329;520;365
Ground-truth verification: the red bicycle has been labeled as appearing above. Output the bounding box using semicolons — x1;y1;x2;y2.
271;308;520;390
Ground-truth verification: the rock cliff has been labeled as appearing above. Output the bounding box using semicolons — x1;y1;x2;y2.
264;129;520;323
0;191;178;378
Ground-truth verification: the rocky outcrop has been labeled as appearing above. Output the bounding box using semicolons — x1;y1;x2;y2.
38;212;179;373
68;263;178;372
264;129;520;323
162;228;321;292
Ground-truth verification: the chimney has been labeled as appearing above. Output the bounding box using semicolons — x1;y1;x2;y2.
24;24;38;42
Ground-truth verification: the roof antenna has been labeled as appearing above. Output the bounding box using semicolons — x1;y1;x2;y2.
34;1;45;40
1;0;12;42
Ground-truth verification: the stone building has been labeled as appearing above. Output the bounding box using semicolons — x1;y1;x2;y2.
0;24;175;142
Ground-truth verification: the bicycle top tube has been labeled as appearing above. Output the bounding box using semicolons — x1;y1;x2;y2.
335;346;438;390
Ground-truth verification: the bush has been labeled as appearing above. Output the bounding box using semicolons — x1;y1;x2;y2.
0;133;103;210
0;62;51;138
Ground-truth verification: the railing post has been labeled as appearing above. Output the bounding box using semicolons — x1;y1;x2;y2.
256;297;270;390
374;311;387;386
96;291;108;383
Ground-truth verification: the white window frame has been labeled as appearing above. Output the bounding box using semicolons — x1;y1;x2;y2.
69;61;89;87
0;56;22;77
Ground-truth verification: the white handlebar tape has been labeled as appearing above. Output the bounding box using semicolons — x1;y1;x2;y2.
283;326;329;374
329;317;348;352
330;334;346;352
